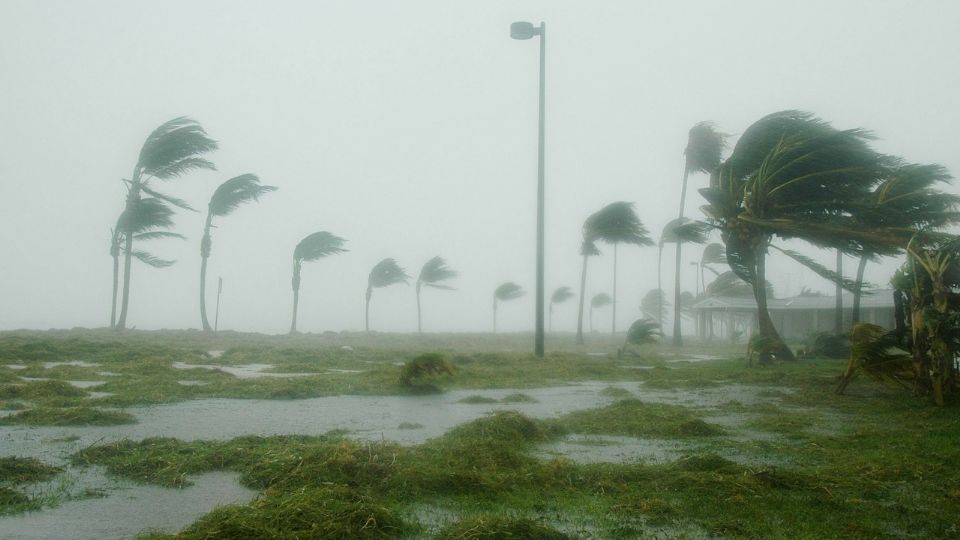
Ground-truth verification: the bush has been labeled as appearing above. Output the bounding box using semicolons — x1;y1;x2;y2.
398;353;455;392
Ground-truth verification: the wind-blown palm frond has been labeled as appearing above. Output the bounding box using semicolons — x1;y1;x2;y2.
641;289;669;319
368;258;410;289
294;232;348;263
769;246;865;292
494;282;525;302
685;122;727;174
836;323;913;394
134;231;186;241
117;197;177;235
130;250;175;268
624;318;662;346
208;174;278;217
580;238;601;257
660;218;710;245
551;286;575;305
706;271;771;298
701;243;727;266
418;257;458;289
136;117;219;182
140;184;196;212
591;293;613;309
584;202;654;246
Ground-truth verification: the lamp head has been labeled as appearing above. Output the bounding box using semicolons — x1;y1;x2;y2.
510;21;539;40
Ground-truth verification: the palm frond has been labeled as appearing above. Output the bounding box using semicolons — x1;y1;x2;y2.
580;238;601;257
701;243;727;265
117;197;177;234
584;201;654;247
706;271;771;298
660;217;711;245
133;231;186;241
140;185;196;212
641;289;669;319
136;117;218;181
130;250;175;268
769;246;864;292
368;258;410;288
624;318;662;346
685;121;727;174
550;286;575;305
837;323;913;393
294;232;348;263
208;174;278;217
590;293;613;309
418;256;458;286
494;282;525;302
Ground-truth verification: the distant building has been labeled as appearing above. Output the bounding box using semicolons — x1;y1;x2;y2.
690;289;896;341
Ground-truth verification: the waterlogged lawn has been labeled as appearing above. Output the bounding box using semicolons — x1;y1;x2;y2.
0;330;957;538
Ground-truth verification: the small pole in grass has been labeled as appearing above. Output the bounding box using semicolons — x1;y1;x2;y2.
214;277;223;334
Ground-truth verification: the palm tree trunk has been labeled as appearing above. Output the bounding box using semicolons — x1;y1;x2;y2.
416;282;422;334
575;254;588;344
851;254;868;325
673;240;683;346
753;240;795;361
290;261;301;334
115;182;140;330
657;245;663;327
110;246;120;329
365;287;372;332
199;215;213;332
678;164;690;219
612;243;618;335
834;249;843;334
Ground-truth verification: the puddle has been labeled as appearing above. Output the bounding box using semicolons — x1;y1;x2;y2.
663;354;731;363
535;434;685;464
5;365;28;370
171;362;311;379
325;369;367;374
177;380;209;386
96;372;122;377
618;365;655;370
206;350;225;359
86;392;114;399
0;471;255;540
42;362;100;369
586;352;608;357
65;381;106;389
18;377;50;382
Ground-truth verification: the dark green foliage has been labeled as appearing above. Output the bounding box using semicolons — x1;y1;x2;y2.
207;174;277;217
368;258;409;289
803;332;850;359
559;399;723;438
0;456;61;484
0;407;136;426
399;353;455;390
435;516;571;540
583;202;653;247
0;379;87;400
418;257;458;289
624;319;661;347
294;232;348;263
659;217;710;246
135;117;218;182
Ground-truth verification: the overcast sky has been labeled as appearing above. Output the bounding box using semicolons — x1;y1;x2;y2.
1;0;958;334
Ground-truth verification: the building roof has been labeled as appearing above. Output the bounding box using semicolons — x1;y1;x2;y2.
692;289;895;312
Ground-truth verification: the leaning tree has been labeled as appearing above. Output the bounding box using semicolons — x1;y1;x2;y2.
114;117;218;330
493;282;524;333
366;258;409;332
659;217;709;345
290;232;347;333
199;174;277;331
575;238;601;344
415;256;458;333
549;286;575;332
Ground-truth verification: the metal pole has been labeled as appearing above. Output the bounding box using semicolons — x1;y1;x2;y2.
534;22;546;358
214;277;223;334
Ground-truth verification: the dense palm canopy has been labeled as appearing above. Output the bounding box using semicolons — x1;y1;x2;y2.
200;174;277;330
290;232;347;333
492;282;524;333
366;258;410;332
415;257;458;333
114;117;218;330
549;286;575;332
584;202;653;335
624;318;662;347
700;110;891;360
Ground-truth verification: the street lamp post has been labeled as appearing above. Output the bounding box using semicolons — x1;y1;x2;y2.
510;20;546;358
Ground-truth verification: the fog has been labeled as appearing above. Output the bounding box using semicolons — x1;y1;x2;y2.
1;0;958;334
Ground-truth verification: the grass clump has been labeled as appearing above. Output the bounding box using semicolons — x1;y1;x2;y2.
398;422;424;430
0;406;135;426
0;379;87;400
559;399;723;438
600;386;632;398
399;352;456;393
0;456;61;484
436;515;571;539
500;393;537;403
458;395;499;404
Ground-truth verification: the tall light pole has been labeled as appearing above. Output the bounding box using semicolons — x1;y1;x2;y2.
510;20;546;358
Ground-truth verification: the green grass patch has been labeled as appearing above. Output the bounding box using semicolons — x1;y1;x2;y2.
458;395;499;404
435;515;571;539
600;386;632;398
0;406;135;426
0;456;61;484
500;393;537;403
559;399;724;438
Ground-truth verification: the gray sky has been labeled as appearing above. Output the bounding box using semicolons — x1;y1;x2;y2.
1;0;958;334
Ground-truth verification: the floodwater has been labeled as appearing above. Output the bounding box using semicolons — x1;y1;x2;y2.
0;380;787;539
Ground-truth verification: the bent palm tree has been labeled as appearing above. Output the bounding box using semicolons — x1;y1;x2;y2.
109;197;184;327
641;289;669;323
290;232;347;333
115;117;218;330
584;202;653;335
416;257;457;333
366;258;410;332
575;238;601;344
700;110;889;360
549;286;575;332
199;174;277;331
493;282;524;333
659;218;709;345
621;318;662;356
589;293;612;333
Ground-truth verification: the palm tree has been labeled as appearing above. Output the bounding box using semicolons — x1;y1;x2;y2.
290;232;347;333
199;174;277;331
699;110;890;361
109;197;184;327
699;243;727;292
849;163;960;324
575;238;601;344
549;286;574;332
659;218;710;345
416;256;457;333
583;202;653;335
641;288;668;324
589;293;612;333
366;258;409;332
114;117;218;330
621;318;662;355
493;282;524;333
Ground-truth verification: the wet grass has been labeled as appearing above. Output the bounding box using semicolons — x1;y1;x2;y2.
0;406;136;426
0;456;62;514
558;399;725;438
